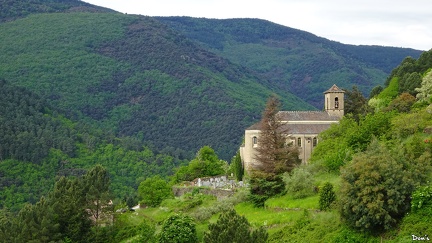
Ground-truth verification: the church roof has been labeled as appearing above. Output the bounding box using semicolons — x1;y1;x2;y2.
277;111;341;122
324;84;344;94
246;110;340;133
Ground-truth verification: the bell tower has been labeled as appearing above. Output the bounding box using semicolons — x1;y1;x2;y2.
324;84;344;117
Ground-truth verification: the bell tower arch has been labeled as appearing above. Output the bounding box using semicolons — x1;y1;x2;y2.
324;84;344;117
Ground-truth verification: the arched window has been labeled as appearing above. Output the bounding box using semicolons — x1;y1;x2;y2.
252;136;258;146
297;137;302;147
335;97;339;109
313;137;317;147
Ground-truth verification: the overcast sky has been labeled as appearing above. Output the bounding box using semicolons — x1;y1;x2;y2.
84;0;432;51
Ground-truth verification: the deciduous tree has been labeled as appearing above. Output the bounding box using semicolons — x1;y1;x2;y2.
138;175;173;207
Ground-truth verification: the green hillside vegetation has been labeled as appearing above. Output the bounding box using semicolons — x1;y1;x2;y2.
156;17;423;107
0;0;114;22
0;11;314;160
0;80;186;211
1;49;432;242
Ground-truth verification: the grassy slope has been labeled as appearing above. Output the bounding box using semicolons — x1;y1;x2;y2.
120;170;429;242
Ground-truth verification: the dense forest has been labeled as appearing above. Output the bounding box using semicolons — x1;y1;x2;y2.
156;16;423;107
0;79;187;211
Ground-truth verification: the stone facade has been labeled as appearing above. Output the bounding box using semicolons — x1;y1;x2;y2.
240;84;344;172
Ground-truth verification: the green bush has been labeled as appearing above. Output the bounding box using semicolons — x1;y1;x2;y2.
249;172;285;207
283;166;316;199
411;184;432;212
138;175;173;207
203;209;268;243
158;214;198;243
339;140;415;232
319;182;336;211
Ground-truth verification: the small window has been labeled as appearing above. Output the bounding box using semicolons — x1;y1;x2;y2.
252;136;257;146
335;97;339;109
313;137;317;147
297;137;302;147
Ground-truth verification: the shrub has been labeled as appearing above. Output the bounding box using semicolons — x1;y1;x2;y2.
339;140;415;232
203;209;267;243
411;184;432;212
158;214;198;243
249;172;285;207
319;182;336;211
138;175;173;207
283;166;316;199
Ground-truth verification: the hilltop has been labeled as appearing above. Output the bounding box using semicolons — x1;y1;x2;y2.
156;16;423;107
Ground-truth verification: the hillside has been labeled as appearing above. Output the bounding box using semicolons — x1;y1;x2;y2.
0;10;316;160
156;17;424;107
0;79;187;210
0;0;114;22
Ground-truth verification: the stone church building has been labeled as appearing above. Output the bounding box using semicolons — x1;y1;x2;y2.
240;84;344;172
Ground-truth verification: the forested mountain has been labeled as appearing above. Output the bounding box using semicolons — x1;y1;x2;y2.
156;17;424;107
0;8;315;160
0;1;426;160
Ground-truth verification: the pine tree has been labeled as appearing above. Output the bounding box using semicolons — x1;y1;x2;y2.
82;165;112;226
254;95;300;175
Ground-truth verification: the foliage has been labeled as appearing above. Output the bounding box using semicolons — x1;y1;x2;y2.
391;109;432;138
411;184;432;212
376;77;399;106
254;95;300;175
283;166;316;199
203;209;268;243
138;175;173;207
399;72;422;95
344;86;370;122
346;111;394;152
156;17;421;109
249;172;285;207
339;140;415;232
230;151;244;181
0;0;113;22
158;214;198;243
172;146;226;182
82;165;112;225
385;92;416;112
309;117;356;171
190;189;249;221
415;70;432;103
318;182;336;211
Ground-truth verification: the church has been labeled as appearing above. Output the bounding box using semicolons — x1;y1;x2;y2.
240;84;345;172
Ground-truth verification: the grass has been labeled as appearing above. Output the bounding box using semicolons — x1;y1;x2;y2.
265;194;319;209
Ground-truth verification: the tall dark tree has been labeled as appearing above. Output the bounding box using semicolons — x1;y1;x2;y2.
49;176;92;242
231;151;244;181
82;165;112;226
250;95;300;207
254;95;300;175
344;86;370;122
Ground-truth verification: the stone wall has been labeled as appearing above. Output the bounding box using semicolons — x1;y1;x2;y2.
173;175;247;199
